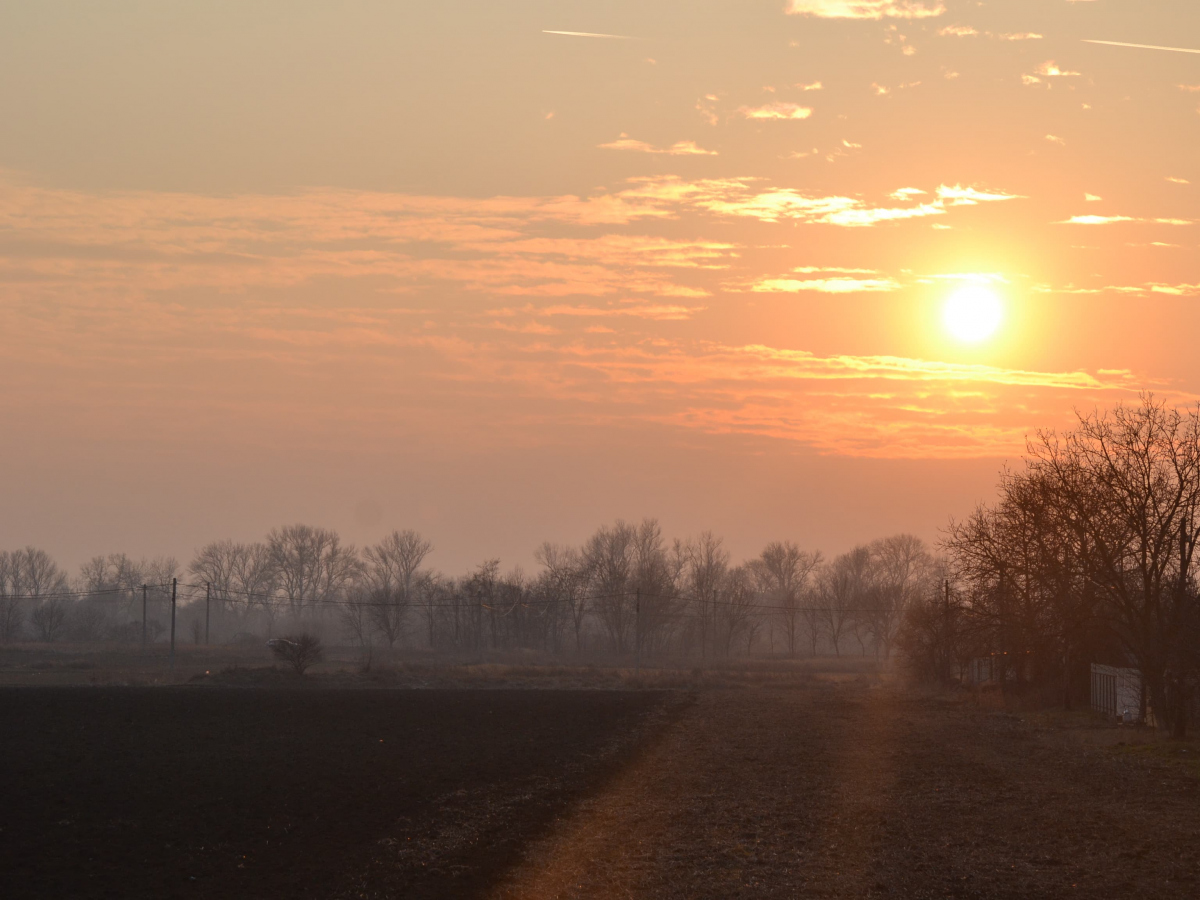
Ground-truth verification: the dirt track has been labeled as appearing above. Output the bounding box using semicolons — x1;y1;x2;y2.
492;687;1200;899
3;684;1199;898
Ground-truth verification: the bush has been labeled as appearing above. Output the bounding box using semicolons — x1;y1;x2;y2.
268;633;324;675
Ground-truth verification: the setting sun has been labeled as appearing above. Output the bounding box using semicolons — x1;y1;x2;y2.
943;286;1004;344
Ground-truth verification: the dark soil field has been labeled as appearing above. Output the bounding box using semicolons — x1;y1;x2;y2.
0;687;678;899
3;683;1199;899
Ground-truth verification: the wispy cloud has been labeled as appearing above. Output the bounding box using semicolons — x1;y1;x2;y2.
786;1;945;20
1058;215;1193;225
938;24;1041;40
522;340;1146;458
1034;282;1200;296
738;103;813;120
599;135;718;155
1037;61;1080;77
496;302;706;321
936;184;1022;205
748;277;901;293
1023;61;1081;85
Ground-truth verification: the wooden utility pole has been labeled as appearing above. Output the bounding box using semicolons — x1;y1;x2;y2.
635;588;641;678
169;577;177;672
141;584;147;656
205;582;211;645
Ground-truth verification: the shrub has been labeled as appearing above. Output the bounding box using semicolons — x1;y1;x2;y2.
268;633;324;675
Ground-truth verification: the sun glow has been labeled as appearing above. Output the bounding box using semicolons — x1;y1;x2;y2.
943;285;1004;343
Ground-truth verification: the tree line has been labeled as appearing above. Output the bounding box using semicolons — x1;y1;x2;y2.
0;522;942;662
900;397;1200;736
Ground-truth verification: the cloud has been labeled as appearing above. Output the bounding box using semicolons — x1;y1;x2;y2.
796;81;824;91
1024;61;1080;85
1058;215;1193;225
0;177;758;305
786;1;945;20
1057;215;1135;225
747;277;901;293
696;94;721;126
1035;61;1080;77
935;184;1022;205
1166;176;1190;184
599;135;718;155
1084;193;1102;202
1045;134;1067;145
938;25;1042;40
1034;282;1200;296
738;103;813;120
526;302;705;321
924;271;1008;285
891;187;926;199
531;340;1146;458
791;266;879;274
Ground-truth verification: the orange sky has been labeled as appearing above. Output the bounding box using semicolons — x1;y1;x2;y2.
2;1;1199;572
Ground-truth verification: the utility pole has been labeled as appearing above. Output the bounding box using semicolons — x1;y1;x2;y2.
635;588;641;678
141;584;147;656
205;582;211;646
169;577;177;672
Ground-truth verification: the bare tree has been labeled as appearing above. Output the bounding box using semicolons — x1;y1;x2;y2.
364;530;432;653
535;543;590;652
77;553;177;632
819;547;872;657
0;552;21;642
896;568;970;685
752;542;821;657
11;548;72;643
583;522;636;654
864;534;933;661
680;532;728;660
1029;397;1200;732
266;525;361;621
716;565;759;657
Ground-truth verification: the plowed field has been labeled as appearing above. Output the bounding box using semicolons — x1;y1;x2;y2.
3;684;1198;899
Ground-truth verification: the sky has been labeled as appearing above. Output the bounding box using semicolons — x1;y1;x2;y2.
2;0;1199;575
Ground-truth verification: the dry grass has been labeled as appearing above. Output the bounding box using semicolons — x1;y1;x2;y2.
0;640;884;691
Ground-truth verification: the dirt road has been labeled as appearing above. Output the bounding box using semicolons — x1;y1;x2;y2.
492;686;1200;899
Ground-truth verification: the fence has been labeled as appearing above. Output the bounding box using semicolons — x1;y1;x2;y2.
1090;663;1142;722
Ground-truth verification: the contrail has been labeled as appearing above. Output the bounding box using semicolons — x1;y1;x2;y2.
543;30;636;40
1083;39;1200;55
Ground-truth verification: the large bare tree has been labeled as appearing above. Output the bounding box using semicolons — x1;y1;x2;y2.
535;542;589;652
266;525;361;620
752;541;821;657
363;529;432;652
